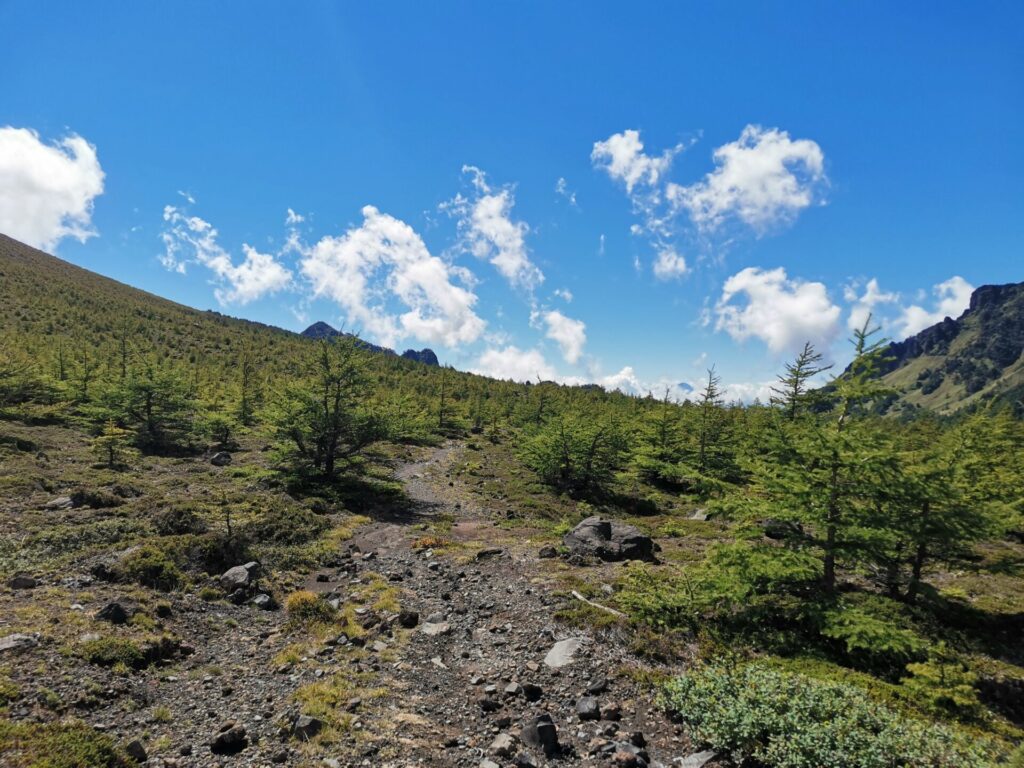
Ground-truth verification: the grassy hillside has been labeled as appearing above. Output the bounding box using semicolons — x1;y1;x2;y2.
879;281;1024;415
2;234;1023;766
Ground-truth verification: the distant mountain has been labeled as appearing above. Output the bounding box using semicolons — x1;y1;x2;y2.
877;281;1024;414
299;322;439;367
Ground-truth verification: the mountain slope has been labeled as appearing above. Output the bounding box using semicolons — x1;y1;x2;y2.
878;281;1024;414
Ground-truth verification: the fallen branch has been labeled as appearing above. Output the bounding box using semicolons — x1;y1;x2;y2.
571;590;626;618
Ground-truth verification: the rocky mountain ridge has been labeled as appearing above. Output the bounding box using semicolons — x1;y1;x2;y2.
301;321;440;367
877;280;1024;414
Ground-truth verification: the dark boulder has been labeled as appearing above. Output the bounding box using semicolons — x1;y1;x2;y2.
563;517;656;562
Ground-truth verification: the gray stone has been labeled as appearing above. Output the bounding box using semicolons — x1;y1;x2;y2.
125;739;147;763
251;593;276;610
210;451;232;466
543;637;583;668
8;573;39;589
44;496;73;510
563;516;656;562
677;750;717;768
420;621;451;636
576;696;600;720
538;545;558;559
220;561;259;591
292;715;324;741
0;633;38;654
520;714;560;757
210;721;248;754
489;732;517;757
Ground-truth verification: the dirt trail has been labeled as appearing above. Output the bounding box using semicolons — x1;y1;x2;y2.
309;442;701;768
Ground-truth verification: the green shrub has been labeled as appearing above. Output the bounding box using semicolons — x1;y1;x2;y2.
70;487;124;509
661;661;995;768
902;646;984;719
284;590;336;624
821;596;928;676
243;501;328;545
0;719;128;767
80;636;145;669
152;503;208;535
117;545;183;591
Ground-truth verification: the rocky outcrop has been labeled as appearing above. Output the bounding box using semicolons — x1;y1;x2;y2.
563;517;657;562
300;322;439;366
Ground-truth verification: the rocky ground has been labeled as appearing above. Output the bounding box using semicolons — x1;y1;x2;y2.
1;441;715;768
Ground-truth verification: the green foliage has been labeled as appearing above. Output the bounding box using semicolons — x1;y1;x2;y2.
116;544;183;591
91;420;137;468
902;644;984;719
271;337;384;480
661;662;996;768
151;503;209;536
284;590;337;624
79;636;145;669
520;411;626;497
242;500;329;545
0;718;128;767
821;598;927;675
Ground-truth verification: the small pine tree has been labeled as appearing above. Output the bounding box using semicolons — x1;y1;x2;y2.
92;420;137;468
770;342;832;420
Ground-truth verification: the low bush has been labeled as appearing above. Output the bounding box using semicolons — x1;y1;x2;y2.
285;590;336;624
70;487;124;509
660;661;996;768
152;503;208;535
243;501;328;545
0;719;128;767
80;637;145;669
117;545;183;591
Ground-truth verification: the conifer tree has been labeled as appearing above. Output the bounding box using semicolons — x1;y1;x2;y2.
92;420;137;468
771;342;832;420
272;337;383;479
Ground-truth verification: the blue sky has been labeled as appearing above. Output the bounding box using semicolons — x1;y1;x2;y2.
1;1;1021;399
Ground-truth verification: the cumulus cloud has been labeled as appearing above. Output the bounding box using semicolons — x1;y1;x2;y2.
668;125;826;234
445;166;544;292
161;205;293;305
285;208;305;225
652;247;688;280
553;288;573;303
844;277;899;331
591;129;682;242
715;266;841;354
471;345;559;382
541;309;587;364
300;205;485;348
591;129;680;194
896;276;974;339
0;126;105;250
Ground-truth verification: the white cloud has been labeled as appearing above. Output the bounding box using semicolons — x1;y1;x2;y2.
845;277;899;331
0;126;105;250
300;205;485;348
285;208;305;225
445;166;544;292
721;380;777;404
555;177;577;207
161;205;293;304
895;276;974;339
541;309;587;364
715;266;841;354
553;288;573;303
652;247;688;280
591;129;680;194
668;125;826;234
472;345;558;382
